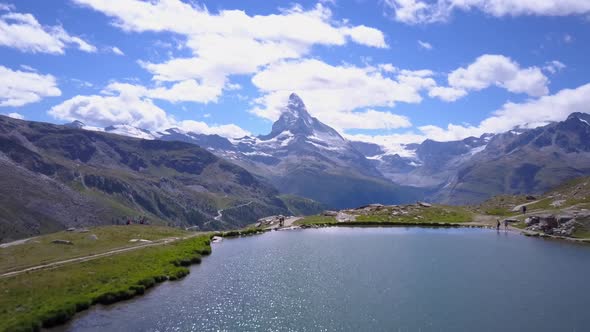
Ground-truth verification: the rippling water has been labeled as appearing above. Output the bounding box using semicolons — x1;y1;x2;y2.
57;227;590;331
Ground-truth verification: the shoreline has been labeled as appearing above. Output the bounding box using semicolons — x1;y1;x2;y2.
5;223;588;330
298;221;590;244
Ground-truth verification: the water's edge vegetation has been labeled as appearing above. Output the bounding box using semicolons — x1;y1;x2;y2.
0;226;274;332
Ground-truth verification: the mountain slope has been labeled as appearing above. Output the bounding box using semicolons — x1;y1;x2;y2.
0;116;299;241
436;112;590;203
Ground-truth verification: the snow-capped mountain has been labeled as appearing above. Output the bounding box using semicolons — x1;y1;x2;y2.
156;93;420;208
63;96;590;206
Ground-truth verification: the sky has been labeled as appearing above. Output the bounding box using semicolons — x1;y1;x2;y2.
1;0;589;152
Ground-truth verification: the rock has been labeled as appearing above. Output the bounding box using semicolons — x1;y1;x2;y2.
88;234;98;241
322;210;338;217
418;202;432;208
211;236;223;243
556;215;574;224
526;195;537;200
503;218;519;223
538;215;558;231
66;227;76;232
525;216;540;225
52;239;73;245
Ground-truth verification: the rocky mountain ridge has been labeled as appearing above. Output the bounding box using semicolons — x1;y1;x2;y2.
63;95;590;206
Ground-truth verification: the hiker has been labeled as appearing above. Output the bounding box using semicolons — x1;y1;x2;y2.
504;219;509;231
522;205;527;215
496;219;501;231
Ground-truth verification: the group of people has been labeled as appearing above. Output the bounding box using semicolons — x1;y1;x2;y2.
496;219;509;231
496;205;527;231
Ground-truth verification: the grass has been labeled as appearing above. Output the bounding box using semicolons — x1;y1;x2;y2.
295;215;337;225
0;225;189;274
297;205;473;226
355;205;473;224
0;234;211;332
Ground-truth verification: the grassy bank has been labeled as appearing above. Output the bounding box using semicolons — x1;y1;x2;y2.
0;234;211;332
0;225;189;274
297;204;473;227
300;221;483;228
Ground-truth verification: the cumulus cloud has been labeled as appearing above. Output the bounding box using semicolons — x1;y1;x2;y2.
249;59;425;130
427;54;549;102
350;82;590;154
73;0;386;103
0;65;61;107
428;86;467;102
448;54;549;97
384;0;590;24
0;6;95;54
49;82;249;137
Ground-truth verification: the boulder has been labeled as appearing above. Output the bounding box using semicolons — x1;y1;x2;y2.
503;218;519;223
525;216;540;225
52;239;73;245
526;195;537;201
322;210;338;217
66;227;76;232
538;215;558;231
88;234;98;241
418;202;432;208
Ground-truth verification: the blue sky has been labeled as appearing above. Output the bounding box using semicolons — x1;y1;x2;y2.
1;0;589;150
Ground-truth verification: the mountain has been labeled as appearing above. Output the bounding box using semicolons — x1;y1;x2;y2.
158;93;423;208
364;112;590;204
58;93;590;207
0;115;323;242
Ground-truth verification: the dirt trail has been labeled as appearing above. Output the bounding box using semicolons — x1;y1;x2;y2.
0;233;202;279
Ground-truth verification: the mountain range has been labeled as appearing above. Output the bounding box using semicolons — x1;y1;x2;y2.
79;93;589;206
3;93;590;240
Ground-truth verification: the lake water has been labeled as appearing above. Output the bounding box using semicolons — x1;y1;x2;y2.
57;227;590;331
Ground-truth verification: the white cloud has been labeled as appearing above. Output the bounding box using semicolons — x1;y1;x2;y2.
420;82;590;141
49;82;249;137
445;54;549;98
428;86;467;102
0;7;95;54
111;46;124;55
349;82;590;154
0;65;61;107
417;40;433;50
543;60;566;74
385;0;590;24
176;120;250;138
5;112;24;120
49;87;173;130
73;0;386;104
250;59;425;130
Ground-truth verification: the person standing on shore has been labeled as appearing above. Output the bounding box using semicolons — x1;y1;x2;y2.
522;205;527;215
504;219;509;231
497;219;501;231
